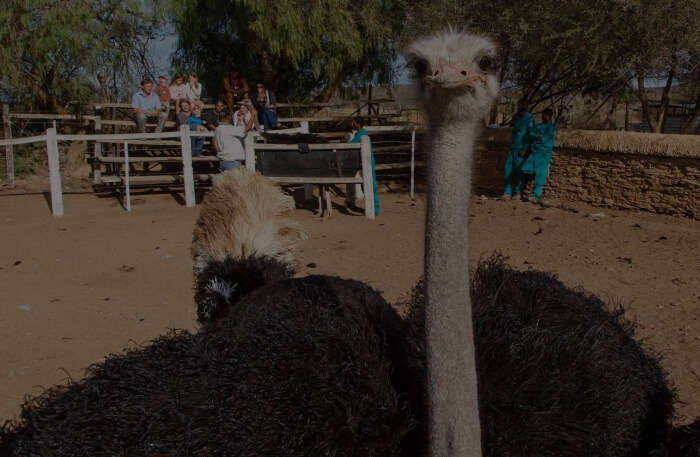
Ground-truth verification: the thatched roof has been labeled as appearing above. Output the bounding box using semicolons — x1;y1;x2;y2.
479;128;700;158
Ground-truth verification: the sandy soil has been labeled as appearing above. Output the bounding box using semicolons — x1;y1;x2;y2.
1;182;698;425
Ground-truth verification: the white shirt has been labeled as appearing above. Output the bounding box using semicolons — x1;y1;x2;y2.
169;84;188;101
185;82;202;101
215;123;246;161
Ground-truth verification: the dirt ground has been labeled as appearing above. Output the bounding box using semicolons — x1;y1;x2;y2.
1;181;698;426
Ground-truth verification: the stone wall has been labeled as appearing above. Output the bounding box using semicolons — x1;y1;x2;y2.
472;139;700;219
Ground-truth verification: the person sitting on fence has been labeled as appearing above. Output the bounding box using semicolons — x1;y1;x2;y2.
503;98;536;199
170;73;188;114
188;101;207;157
131;78;168;133
515;107;556;203
186;72;202;102
215;113;246;171
223;68;249;114
346;117;379;216
233;100;256;132
176;99;192;127
252;81;278;130
154;76;171;112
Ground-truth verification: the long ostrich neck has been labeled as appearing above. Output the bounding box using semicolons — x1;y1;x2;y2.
425;116;482;457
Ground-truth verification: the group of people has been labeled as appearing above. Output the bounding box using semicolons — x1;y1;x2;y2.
503;99;556;203
130;68;283;172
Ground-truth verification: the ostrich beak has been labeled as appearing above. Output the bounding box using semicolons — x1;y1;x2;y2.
425;66;485;89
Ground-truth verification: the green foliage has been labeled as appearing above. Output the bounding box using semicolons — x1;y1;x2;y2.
0;0;164;111
169;0;402;101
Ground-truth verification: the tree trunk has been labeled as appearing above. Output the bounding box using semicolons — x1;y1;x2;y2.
656;57;677;133
315;70;346;103
98;72;111;103
636;76;657;132
624;99;630;131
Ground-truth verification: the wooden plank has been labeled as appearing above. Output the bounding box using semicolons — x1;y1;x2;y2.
46;128;63;216
3;104;14;187
268;176;362;184
98;119;177;128
57;131;181;141
8;113;97;120
180;125;196;207
100;174;214;184
360;135;375;220
93;116;102;184
96;155;218;163
0;134;48;146
255;142;361;151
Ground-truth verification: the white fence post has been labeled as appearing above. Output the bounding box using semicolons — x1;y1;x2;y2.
180;125;196;207
300;120;309;134
410;128;416;199
123;142;131;212
93;115;102;184
3;104;14;187
360;135;375;220
244;133;255;171
46;127;63;216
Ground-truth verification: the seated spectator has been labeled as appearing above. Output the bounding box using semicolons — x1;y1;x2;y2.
131;78;168;133
169;73;188;114
214;114;246;171
186;72;202;102
223;68;249;114
252;81;278;130
233;100;255;132
188;101;207;157
154;76;171;112
203;100;230;131
176;99;192;127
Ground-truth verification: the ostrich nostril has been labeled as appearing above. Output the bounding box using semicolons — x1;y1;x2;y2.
461;70;467;76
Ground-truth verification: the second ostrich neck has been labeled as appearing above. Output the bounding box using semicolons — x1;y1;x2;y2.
425;118;482;457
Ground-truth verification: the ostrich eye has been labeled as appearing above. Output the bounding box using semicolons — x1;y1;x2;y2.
413;58;428;77
478;56;492;72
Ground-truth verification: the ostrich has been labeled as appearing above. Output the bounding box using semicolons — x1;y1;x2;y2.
1;31;697;457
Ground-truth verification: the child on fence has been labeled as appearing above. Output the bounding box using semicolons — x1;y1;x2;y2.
515;108;556;203
215;114;246;171
188;102;207;157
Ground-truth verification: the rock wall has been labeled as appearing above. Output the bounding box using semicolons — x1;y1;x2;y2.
472;140;700;219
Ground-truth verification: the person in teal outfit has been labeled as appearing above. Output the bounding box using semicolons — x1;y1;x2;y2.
503;99;536;198
347;117;379;216
515;108;556;202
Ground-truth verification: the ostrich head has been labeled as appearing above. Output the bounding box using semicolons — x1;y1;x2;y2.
408;31;499;123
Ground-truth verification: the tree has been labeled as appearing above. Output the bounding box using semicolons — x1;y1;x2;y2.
169;0;402;101
0;0;164;111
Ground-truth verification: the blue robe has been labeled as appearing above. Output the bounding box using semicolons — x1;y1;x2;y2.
350;128;379;216
517;121;556;199
503;111;535;195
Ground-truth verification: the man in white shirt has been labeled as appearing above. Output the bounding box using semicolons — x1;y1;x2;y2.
215;114;246;171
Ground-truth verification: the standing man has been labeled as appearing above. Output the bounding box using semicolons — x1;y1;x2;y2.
503;98;535;198
222;68;249;115
131;78;168;133
516;108;556;203
204;100;230;151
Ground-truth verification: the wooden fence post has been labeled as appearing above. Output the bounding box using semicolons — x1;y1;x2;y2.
360;135;375;220
410;128;416;199
244;133;255;171
123;142;131;212
46;127;63;216
93;115;102;184
180;125;196;207
3;104;14;187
